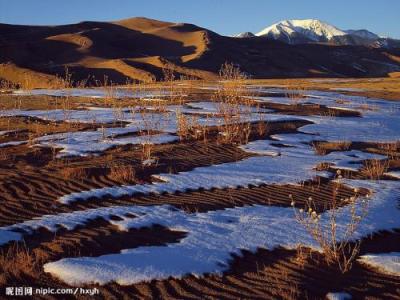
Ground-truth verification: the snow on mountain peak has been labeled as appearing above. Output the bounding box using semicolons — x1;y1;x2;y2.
256;19;346;42
233;19;398;48
345;29;380;40
234;32;255;38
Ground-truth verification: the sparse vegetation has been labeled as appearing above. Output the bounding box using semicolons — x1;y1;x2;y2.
1;60;399;299
109;164;136;182
379;142;399;159
361;159;389;180
292;173;369;273
59;166;88;180
212;62;255;145
285;83;305;106
0;242;41;285
312;141;351;155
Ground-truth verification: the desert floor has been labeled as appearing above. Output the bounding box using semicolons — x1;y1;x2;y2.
0;78;399;299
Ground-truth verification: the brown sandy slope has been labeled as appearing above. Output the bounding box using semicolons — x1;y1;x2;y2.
1;17;400;87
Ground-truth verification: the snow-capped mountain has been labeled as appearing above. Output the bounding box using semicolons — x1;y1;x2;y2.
235;19;400;48
234;32;255;38
345;29;379;40
256;19;346;43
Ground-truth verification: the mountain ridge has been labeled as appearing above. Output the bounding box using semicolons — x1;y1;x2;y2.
236;19;400;49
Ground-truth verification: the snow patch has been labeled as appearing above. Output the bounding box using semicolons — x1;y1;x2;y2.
39;179;400;285
326;292;352;300
359;252;400;276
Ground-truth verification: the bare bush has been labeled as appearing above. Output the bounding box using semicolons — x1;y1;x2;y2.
379;143;398;159
0;242;40;284
312;141;351;156
59;166;88;180
109;164;135;182
212;62;254;145
130;99;169;164
285;84;305;106
292;174;369;273
361;159;389;180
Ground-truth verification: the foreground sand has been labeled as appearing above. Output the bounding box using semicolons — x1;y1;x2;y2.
0;80;399;299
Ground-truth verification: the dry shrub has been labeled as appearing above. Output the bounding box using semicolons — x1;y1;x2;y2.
335;99;351;105
176;110;190;140
0;151;10;161
102;76;127;126
212;62;254;145
361;159;389;180
0;79;17;90
313;141;351;155
285;84;305;105
379;142;399;159
315;162;333;172
292;176;369;273
109;164;135;182
0;242;40;284
141;142;154;162
312;142;327;156
257;121;269;137
60;166;88;180
103;75;117;104
176;110;205;141
161;62;187;104
322;109;337;118
294;244;312;270
130;98;170;164
162;63;175;83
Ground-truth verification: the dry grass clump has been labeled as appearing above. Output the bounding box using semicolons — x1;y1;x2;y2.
292;175;369;273
256;120;269;137
159;63;187;104
109;164;136;182
312;141;351;155
130;98;170;164
0;243;41;285
212;62;255;145
101;76;127;126
0;78;18;91
285;83;306;105
321;109;337;118
176;110;205;141
0;151;11;161
335;99;351;105
59;166;88;180
378;142;399;159
361;159;389;180
293;244;313;270
140;143;157;164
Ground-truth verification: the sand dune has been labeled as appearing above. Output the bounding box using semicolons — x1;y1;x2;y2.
1;17;400;87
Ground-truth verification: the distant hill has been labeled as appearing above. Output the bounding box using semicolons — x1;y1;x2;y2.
1;17;400;87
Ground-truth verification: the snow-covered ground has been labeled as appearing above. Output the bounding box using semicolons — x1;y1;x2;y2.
2;88;400;155
0;88;399;285
0;102;286;157
12;88;171;99
0;178;398;285
326;292;352;300
359;252;400;276
0;140;27;148
56;133;385;204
